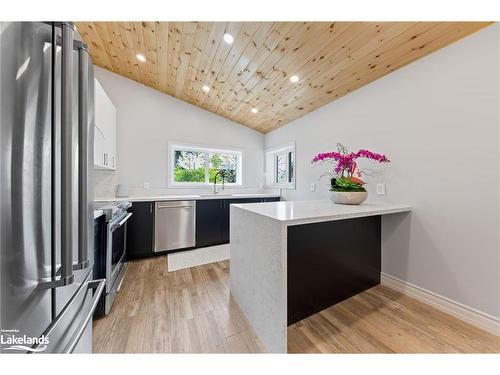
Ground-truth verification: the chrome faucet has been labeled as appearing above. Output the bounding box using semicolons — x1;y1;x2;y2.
213;170;226;194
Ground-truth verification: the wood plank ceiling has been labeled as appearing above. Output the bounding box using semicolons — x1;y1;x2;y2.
75;22;491;133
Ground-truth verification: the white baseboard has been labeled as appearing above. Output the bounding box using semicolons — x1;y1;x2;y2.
167;244;230;272
381;273;500;337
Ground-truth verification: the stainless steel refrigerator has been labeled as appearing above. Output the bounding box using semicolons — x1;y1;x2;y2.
0;22;105;354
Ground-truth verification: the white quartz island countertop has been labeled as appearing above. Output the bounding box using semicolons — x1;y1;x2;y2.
231;200;411;226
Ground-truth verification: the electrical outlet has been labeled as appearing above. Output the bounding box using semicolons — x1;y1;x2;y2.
310;183;316;192
143;182;151;189
376;183;386;195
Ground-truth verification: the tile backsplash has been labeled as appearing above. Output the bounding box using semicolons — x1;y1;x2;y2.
93;169;118;198
93;169;278;200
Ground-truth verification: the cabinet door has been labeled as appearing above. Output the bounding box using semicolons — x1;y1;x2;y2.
94;79;106;168
262;197;281;203
94;125;104;167
107;102;117;169
94;78;116;169
93;216;106;279
196;200;225;248
126;202;155;260
221;198;262;243
93;216;106;317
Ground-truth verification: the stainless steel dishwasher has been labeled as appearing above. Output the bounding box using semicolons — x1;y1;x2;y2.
154;201;196;252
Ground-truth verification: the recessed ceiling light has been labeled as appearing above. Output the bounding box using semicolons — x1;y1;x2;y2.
223;33;234;44
136;54;146;62
290;75;299;83
251;108;258;114
202;85;210;93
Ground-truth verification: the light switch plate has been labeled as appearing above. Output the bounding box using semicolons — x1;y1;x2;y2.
376;183;386;195
143;182;151;189
310;183;316;192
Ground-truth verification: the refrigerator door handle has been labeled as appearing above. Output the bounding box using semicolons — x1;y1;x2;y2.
63;279;106;353
60;21;75;282
74;41;90;271
39;22;75;289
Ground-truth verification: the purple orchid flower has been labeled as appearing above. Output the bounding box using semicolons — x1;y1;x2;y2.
312;143;390;178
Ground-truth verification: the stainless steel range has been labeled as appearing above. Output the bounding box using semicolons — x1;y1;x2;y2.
94;201;132;315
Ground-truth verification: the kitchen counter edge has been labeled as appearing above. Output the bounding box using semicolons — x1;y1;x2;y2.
94;209;104;219
231;200;411;226
94;193;281;203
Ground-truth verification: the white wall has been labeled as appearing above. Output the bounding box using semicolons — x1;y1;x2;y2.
93;66;266;197
265;24;500;318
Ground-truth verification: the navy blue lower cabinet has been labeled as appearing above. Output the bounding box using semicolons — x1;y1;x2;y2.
93;215;107;318
196;199;226;248
287;215;381;325
126;201;155;260
124;197;281;257
221;198;263;243
196;197;281;248
262;197;280;203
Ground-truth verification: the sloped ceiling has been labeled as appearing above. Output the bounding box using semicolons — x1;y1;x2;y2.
76;22;491;133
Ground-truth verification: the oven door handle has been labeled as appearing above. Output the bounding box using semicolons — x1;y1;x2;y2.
112;212;132;229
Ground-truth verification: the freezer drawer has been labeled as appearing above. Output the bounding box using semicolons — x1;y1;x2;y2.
154;201;196;252
33;271;105;353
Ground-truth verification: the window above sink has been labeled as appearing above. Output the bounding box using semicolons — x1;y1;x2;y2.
168;142;243;187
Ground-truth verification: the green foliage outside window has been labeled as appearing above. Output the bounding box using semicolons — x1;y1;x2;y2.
173;148;238;184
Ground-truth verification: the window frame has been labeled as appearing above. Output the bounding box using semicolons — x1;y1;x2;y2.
265;141;296;189
168;142;243;188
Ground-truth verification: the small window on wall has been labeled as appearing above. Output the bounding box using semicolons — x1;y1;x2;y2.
169;143;242;186
265;142;296;189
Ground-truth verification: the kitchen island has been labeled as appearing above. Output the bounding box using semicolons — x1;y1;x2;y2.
229;200;411;353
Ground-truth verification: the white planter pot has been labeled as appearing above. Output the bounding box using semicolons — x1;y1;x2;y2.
330;191;368;205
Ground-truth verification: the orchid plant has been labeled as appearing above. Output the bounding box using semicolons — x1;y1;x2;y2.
312;143;390;192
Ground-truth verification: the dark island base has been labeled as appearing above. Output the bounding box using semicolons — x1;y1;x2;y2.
287;215;381;325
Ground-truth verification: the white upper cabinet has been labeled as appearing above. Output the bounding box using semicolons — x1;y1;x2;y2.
94;78;117;170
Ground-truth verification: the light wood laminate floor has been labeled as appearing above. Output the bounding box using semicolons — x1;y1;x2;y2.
93;257;265;353
93;257;500;353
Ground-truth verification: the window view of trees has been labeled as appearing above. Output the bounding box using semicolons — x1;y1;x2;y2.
276;152;288;183
209;153;237;183
173;147;240;184
174;150;206;182
276;151;294;184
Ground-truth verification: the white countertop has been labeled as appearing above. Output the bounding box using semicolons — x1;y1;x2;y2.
95;193;280;203
231;200;411;225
